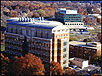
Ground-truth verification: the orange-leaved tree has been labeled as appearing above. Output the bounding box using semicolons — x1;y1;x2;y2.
1;53;10;75
45;61;64;75
12;53;45;75
64;67;77;75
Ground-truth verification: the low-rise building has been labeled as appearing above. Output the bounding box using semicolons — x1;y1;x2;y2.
69;41;101;60
69;57;88;69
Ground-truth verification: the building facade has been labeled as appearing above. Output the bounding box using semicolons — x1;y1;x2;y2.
69;41;101;60
69;57;89;69
55;8;82;24
54;8;89;34
5;17;69;69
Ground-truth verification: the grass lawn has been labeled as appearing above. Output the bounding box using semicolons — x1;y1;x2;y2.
69;35;89;41
88;29;101;35
1;44;5;51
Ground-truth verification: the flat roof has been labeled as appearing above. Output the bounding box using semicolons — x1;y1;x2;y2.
7;17;63;29
69;41;101;49
69;57;88;62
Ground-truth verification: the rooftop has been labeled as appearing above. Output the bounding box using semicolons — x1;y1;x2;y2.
7;17;63;29
69;57;88;62
58;8;78;14
69;41;101;49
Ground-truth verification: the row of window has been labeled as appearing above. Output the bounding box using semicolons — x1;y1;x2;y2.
65;19;81;20
53;29;69;32
56;34;68;38
65;14;82;16
65;17;81;18
7;28;51;39
65;23;83;25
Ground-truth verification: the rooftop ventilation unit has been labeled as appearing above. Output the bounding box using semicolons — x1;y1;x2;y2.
39;17;41;21
26;18;29;22
19;17;21;22
21;17;24;22
42;17;44;21
24;18;26;22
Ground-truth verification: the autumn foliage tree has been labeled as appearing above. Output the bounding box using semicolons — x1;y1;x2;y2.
97;18;101;24
12;53;45;75
45;61;64;75
64;67;77;75
83;16;90;25
1;53;10;75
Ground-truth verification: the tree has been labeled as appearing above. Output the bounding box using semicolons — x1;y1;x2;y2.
32;13;40;18
77;7;84;15
45;61;64;75
83;16;90;25
1;53;10;75
83;38;93;42
97;18;101;24
37;9;46;17
12;53;45;75
64;67;77;75
91;54;101;64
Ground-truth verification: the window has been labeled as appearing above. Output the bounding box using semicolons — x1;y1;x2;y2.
63;54;66;58
53;30;56;32
57;30;60;32
63;41;67;46
15;29;17;34
62;29;65;31
10;28;13;33
63;48;66;52
56;35;57;38
66;34;68;36
35;31;37;37
66;29;68;32
20;29;22;35
63;60;66;64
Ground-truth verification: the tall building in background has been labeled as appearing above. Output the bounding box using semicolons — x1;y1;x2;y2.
55;8;89;34
5;17;69;69
55;8;82;24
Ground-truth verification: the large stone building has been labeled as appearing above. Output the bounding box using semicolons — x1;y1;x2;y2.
69;41;101;60
5;17;69;69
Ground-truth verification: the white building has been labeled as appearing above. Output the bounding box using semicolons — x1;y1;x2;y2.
69;57;89;69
